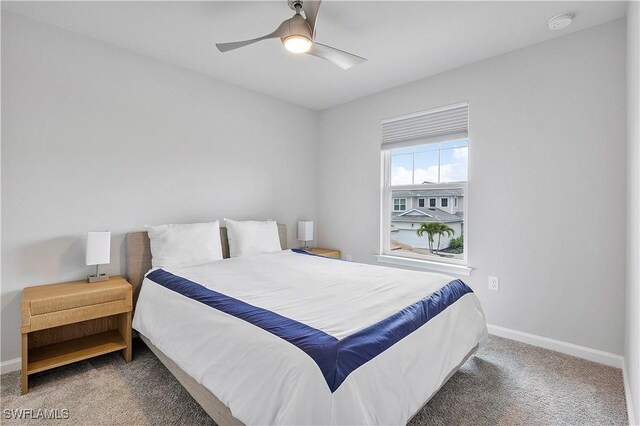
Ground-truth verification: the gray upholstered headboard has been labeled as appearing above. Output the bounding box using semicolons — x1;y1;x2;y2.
126;224;287;306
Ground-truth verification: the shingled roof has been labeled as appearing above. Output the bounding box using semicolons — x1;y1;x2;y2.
392;189;464;198
391;208;462;224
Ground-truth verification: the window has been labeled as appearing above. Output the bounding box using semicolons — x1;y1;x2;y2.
388;140;469;185
381;103;468;266
393;198;406;211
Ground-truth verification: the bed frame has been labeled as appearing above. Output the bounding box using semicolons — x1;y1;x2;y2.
139;334;244;425
125;224;477;425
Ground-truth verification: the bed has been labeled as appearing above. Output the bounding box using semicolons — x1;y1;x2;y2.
127;224;487;425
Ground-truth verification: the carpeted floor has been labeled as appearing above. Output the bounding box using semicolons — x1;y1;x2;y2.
0;335;628;425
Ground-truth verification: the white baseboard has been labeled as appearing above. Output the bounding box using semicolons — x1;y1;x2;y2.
623;361;638;426
487;324;624;368
1;357;21;374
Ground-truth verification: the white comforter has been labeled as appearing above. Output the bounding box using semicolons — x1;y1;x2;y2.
133;250;487;425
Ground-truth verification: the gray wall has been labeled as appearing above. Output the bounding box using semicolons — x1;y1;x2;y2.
0;9;632;374
317;20;627;355
1;12;318;362
625;2;639;423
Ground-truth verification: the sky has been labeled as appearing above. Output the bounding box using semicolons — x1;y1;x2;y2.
391;140;468;185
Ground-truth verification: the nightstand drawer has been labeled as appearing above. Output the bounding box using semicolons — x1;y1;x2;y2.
26;300;131;332
22;277;133;333
29;287;128;315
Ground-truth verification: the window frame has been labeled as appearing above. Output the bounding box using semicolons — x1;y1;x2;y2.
392;197;407;212
440;197;449;208
418;198;426;208
381;149;469;267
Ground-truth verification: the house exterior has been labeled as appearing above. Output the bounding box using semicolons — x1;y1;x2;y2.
391;189;464;250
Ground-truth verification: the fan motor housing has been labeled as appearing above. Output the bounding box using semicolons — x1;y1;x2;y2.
282;14;312;40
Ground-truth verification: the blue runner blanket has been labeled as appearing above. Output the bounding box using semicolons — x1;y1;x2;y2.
146;258;473;392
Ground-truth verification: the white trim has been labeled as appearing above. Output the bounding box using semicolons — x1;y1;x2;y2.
388;183;468;191
1;357;21;374
375;254;472;276
397;208;432;218
380;151;391;255
487;324;623;368
623;361;638;426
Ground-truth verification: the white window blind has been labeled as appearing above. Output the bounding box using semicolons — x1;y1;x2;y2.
381;102;468;150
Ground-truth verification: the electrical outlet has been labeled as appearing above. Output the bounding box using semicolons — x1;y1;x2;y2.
488;276;500;291
345;254;352;261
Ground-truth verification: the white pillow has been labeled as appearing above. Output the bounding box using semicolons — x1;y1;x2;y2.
145;221;223;268
224;219;282;258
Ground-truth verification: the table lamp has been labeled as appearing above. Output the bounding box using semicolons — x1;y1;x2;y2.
297;221;314;250
86;231;111;283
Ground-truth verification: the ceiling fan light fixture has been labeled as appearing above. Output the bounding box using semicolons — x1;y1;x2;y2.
216;0;367;69
283;35;312;53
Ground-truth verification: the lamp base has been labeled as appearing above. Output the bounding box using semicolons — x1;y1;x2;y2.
88;274;109;283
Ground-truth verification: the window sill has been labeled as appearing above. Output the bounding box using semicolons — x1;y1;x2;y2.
374;254;472;276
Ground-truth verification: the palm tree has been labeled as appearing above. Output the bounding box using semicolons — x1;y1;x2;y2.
416;222;455;253
416;222;438;253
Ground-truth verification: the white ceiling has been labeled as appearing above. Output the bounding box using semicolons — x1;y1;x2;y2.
2;1;627;110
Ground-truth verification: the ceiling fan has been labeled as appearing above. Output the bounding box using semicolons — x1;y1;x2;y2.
215;0;366;70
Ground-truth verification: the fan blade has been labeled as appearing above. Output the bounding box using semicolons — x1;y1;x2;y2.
216;21;288;52
302;0;322;38
306;42;366;70
216;36;272;52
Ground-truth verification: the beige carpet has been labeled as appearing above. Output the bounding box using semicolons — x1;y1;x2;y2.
1;335;628;425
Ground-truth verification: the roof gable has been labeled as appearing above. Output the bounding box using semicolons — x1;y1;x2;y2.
397;208;432;218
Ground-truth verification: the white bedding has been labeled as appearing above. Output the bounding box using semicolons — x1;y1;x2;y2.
133;250;487;425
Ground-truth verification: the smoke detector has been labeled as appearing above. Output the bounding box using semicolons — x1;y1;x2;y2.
548;13;574;31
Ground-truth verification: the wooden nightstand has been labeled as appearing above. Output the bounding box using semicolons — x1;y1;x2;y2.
20;276;133;394
305;248;341;259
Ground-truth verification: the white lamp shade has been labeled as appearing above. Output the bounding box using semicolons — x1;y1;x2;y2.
298;221;314;242
86;231;111;266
